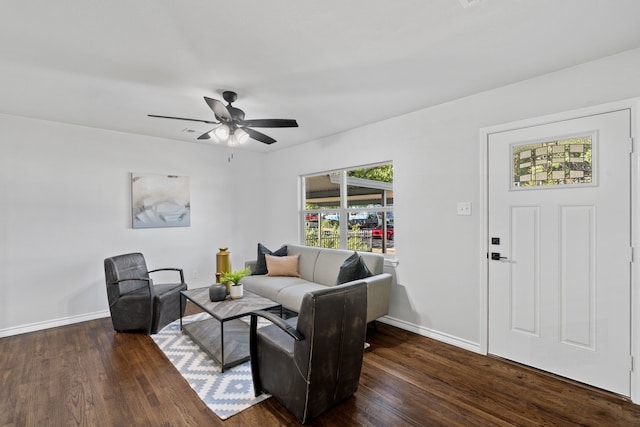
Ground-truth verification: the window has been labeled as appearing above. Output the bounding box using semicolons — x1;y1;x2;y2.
302;163;394;255
512;134;594;189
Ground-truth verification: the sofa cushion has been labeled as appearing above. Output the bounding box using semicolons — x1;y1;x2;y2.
242;275;308;302
266;254;301;277
286;244;321;281
277;282;328;312
313;249;356;286
336;252;372;285
253;243;288;275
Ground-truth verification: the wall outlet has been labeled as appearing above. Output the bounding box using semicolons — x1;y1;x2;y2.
457;202;472;216
192;270;198;279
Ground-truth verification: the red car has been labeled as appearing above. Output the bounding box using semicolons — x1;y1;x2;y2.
372;224;394;240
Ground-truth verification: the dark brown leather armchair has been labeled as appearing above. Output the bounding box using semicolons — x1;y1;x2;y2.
104;253;187;334
249;281;367;424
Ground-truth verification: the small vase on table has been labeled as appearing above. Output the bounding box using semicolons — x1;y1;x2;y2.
230;284;244;299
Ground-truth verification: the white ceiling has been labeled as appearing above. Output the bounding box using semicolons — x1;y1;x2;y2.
1;0;640;152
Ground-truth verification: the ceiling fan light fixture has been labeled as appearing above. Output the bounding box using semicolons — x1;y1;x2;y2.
234;128;250;144
213;124;230;140
228;134;240;147
207;133;223;144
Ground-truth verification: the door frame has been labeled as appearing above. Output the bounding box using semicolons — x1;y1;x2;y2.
479;98;640;402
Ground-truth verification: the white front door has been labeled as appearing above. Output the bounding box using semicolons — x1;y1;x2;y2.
488;109;632;395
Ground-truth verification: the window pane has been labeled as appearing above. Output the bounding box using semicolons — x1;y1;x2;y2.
348;212;379;229
346;165;394;208
305;212;319;229
305;212;340;248
512;135;593;188
305;174;340;209
347;211;373;252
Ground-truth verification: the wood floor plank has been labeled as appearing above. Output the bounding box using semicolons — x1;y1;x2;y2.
2;308;640;426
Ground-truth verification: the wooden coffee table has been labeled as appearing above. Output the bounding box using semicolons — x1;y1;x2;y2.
179;287;281;372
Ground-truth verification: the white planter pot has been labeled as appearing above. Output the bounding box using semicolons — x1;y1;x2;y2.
230;284;244;299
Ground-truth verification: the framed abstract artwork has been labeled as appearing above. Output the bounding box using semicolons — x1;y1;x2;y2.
131;173;191;228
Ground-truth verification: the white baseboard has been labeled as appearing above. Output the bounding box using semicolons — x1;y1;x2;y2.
0;310;111;338
1;310;481;357
377;315;482;354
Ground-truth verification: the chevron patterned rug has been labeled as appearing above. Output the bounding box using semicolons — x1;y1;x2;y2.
151;312;271;420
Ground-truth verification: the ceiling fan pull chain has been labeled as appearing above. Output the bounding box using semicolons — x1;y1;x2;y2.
227;145;234;163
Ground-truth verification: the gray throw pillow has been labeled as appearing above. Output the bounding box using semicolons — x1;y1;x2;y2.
336;251;372;285
253;243;288;275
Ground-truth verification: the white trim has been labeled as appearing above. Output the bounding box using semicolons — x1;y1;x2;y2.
479;97;640;403
0;310;110;338
631;102;640;404
479;125;489;355
378;315;482;354
340;171;348;249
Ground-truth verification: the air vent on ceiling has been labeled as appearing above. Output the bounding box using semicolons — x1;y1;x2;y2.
458;0;482;8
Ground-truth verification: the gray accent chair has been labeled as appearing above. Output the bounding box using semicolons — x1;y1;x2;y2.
249;281;367;424
104;253;187;334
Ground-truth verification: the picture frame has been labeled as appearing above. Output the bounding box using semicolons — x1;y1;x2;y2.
131;173;191;228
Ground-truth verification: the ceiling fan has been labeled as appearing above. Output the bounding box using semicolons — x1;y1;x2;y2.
148;91;298;145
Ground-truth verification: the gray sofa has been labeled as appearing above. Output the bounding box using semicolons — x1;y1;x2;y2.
242;244;392;323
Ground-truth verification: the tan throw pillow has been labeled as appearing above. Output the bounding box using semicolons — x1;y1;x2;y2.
265;254;301;277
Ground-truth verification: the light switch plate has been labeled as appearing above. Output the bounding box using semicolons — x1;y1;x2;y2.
457;202;472;216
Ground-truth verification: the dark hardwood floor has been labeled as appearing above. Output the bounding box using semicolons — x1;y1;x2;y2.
2;303;640;426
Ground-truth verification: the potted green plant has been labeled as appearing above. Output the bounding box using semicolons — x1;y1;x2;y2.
220;266;251;299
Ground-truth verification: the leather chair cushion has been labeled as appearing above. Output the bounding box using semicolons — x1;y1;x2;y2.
257;317;298;356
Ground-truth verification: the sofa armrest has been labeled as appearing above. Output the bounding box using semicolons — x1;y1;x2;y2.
343;273;392;323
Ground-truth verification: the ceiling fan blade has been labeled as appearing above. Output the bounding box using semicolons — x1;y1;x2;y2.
243;127;277;144
204;97;232;122
197;130;212;140
242;119;298;128
148;114;218;125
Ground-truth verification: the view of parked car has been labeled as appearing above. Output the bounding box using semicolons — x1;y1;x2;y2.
348;212;379;228
372;224;394;240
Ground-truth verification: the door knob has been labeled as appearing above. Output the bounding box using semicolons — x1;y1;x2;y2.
491;252;508;261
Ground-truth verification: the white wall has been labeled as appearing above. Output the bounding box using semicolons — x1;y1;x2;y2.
0;116;267;336
263;48;640;348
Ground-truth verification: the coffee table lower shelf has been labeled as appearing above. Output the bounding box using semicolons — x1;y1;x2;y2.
182;317;250;371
